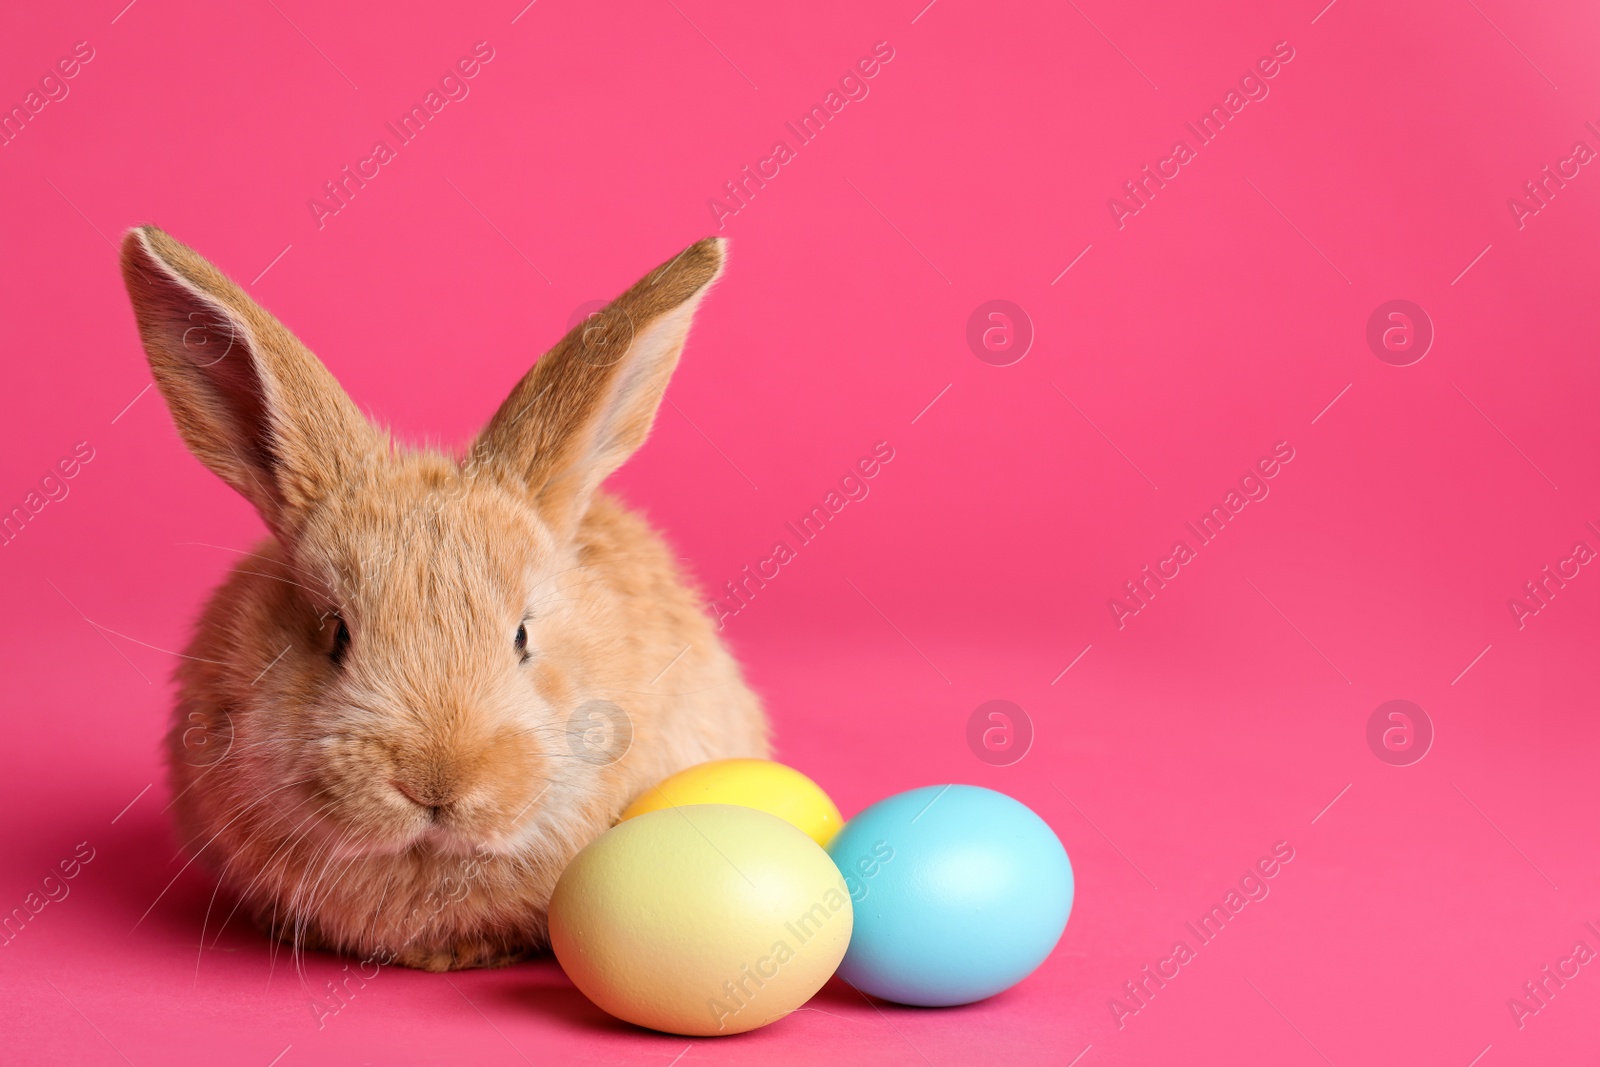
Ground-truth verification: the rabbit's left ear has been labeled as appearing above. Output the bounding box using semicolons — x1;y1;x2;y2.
473;237;726;536
120;226;380;538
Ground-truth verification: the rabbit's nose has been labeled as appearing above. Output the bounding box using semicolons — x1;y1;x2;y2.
392;775;458;812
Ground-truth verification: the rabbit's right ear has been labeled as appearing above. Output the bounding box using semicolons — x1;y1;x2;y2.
473;237;727;537
120;226;379;538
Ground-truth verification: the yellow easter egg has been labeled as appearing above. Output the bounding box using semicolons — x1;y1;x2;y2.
549;804;853;1036
619;758;843;847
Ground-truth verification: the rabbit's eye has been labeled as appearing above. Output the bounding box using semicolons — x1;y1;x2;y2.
514;621;529;661
329;617;351;666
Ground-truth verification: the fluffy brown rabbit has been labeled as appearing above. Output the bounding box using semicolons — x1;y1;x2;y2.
121;226;768;971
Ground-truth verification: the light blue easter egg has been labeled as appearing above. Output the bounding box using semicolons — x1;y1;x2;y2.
827;784;1073;1006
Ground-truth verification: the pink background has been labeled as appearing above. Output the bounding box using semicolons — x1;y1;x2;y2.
4;0;1599;1063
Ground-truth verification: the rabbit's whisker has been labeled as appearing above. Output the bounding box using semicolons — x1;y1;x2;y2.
211;797;341;951
135;775;315;933
166;772;318;865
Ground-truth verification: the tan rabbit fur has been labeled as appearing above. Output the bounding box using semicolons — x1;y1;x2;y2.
121;226;768;972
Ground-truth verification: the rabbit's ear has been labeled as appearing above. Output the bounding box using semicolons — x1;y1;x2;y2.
473;237;726;535
120;226;379;538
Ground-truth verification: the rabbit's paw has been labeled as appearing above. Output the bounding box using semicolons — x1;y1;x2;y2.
390;938;533;972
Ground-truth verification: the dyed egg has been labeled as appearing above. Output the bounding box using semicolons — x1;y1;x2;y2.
827;785;1072;1006
549;804;853;1036
619;758;843;847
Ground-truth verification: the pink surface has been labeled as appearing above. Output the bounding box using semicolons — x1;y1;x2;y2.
3;0;1599;1063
